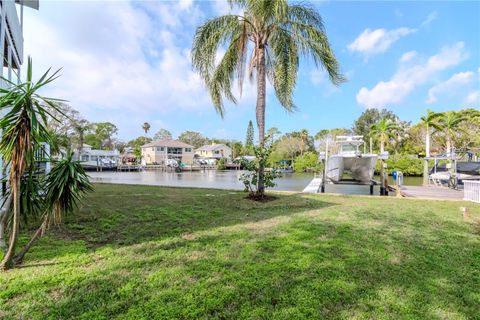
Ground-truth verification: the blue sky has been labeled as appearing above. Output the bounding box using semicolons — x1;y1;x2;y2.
23;0;480;142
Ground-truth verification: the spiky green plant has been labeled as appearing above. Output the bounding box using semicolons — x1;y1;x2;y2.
13;150;93;265
192;0;344;195
0;58;62;270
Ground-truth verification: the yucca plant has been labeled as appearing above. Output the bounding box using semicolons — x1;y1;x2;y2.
13;151;93;265
192;0;344;196
0;58;62;270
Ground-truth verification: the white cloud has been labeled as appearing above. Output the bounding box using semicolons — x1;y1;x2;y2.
356;42;469;108
23;1;257;139
400;51;417;62
421;11;438;27
426;71;474;104
465;91;480;105
348;27;416;56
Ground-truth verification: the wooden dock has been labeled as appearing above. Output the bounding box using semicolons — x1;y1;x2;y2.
400;185;464;200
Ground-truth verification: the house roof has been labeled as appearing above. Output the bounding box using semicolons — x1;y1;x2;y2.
142;139;194;149
196;144;231;152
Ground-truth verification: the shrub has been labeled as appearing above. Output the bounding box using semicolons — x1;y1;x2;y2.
294;152;321;173
239;144;278;198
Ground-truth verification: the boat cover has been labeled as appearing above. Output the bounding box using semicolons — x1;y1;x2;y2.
431;161;480;176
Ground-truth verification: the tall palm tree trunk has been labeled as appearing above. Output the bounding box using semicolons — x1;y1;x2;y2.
446;133;451;155
423;125;430;185
256;46;266;195
425;125;430;158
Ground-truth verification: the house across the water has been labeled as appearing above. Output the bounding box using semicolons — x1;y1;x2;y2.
141;139;195;165
195;143;232;160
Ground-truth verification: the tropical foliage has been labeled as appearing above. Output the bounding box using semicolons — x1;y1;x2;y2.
12;151;93;265
0;58;62;270
0;60;92;270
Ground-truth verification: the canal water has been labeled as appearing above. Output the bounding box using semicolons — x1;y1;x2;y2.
88;170;423;194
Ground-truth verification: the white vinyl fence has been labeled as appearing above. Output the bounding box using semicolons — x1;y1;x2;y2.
464;181;480;203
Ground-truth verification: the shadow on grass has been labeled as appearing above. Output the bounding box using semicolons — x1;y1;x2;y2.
21;184;337;262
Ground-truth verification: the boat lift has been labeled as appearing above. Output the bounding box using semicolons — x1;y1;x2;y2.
314;147;389;196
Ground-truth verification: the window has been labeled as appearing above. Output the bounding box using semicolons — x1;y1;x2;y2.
214;150;220;154
151;147;154;151
156;147;161;151
167;147;183;154
91;156;98;161
185;148;192;153
81;155;89;161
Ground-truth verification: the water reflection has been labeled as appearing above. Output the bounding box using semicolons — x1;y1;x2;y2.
88;170;423;194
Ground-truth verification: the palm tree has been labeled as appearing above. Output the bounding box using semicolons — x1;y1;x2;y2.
73;119;90;154
0;58;61;270
142;122;151;137
437;111;465;155
420;109;441;158
266;127;281;145
370;118;398;153
299;129;309;155
192;0;344;195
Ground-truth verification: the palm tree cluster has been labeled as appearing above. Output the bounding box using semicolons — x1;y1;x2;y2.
371;110;470;157
192;0;344;196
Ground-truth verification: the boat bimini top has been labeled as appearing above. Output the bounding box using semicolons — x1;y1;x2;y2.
335;135;365;156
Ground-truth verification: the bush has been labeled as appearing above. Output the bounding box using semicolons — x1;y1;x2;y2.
239;144;278;198
374;154;430;176
294;152;321;173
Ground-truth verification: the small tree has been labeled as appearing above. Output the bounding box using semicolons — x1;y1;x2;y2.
153;128;172;141
239;140;278;199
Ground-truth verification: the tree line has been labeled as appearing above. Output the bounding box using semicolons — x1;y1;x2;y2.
265;108;480;174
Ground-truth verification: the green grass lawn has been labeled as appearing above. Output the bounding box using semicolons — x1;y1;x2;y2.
1;184;479;319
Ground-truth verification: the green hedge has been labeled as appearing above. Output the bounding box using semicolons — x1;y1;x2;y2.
374;155;434;176
294;152;322;173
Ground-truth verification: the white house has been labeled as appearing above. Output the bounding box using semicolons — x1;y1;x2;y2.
141;139;195;165
195;143;232;160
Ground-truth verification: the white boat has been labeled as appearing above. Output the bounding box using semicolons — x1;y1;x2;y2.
326;136;377;183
